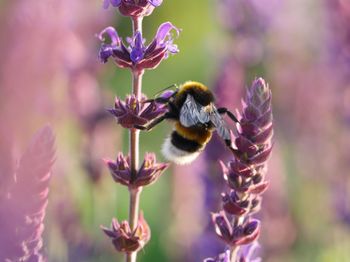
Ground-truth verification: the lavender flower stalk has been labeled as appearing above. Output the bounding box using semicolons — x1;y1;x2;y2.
207;78;273;262
0;125;55;261
98;2;179;262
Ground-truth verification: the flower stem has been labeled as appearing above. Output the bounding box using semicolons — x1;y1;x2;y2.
126;16;144;262
230;246;239;262
132;16;143;35
126;187;143;262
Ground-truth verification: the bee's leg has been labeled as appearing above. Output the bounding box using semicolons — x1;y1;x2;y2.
134;112;172;131
143;97;169;104
217;107;240;123
143;90;179;104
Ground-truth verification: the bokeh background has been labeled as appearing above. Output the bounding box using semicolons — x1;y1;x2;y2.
0;0;349;261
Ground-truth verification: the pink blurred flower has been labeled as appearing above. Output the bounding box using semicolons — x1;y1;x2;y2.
0;125;55;261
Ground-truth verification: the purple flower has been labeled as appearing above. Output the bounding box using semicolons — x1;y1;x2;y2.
98;22;180;70
212;212;260;247
204;250;230;262
103;0;162;17
222;190;250;216
135;153;169;187
221;160;269;196
105;152;168;187
237;242;261;262
108;94;167;129
101;212;151;253
103;0;121;9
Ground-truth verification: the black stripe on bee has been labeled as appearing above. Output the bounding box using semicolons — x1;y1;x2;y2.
171;131;203;153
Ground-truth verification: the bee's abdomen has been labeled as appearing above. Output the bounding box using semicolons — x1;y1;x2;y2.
174;122;212;145
171;131;202;153
161;125;212;165
162;131;203;165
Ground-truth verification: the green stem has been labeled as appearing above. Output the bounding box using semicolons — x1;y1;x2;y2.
126;15;144;262
126;187;142;262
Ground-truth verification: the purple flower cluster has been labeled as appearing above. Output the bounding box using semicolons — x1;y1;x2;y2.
207;78;273;261
213;212;260;246
101;213;150;253
108;94;167;129
105;152;168;187
98;22;179;71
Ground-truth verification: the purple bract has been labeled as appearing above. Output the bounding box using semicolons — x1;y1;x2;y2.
101;212;150;253
105;152;168;188
108;94;167;129
98;22;180;70
212;212;260;247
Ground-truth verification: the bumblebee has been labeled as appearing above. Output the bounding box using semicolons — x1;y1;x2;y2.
135;81;239;165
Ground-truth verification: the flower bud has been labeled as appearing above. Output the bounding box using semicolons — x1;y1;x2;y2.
101;212;150;253
212;212;232;244
232;219;260;246
105;152;168;188
222;191;249;216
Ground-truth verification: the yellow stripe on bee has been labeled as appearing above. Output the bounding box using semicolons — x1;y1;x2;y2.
175;122;212;145
179;81;209;94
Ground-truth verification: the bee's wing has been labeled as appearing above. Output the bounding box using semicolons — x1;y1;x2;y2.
180;94;210;127
210;106;231;141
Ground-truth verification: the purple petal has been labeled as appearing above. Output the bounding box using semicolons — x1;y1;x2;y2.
110;0;122;7
103;0;110;9
148;0;163;7
130;31;145;63
223;196;247;216
99;45;114;63
212;212;232;242
154;22;180;46
103;0;121;9
97;26;120;46
204;250;231;262
238;242;261;262
235;135;259;156
167;43;179;53
101;226;116;238
248;181;269;195
251;124;273;144
233;220;260;245
249;145;273;165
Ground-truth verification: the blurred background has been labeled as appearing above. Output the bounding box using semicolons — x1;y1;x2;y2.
0;0;349;261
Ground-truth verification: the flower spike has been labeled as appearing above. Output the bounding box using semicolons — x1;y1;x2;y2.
210;78;273;261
